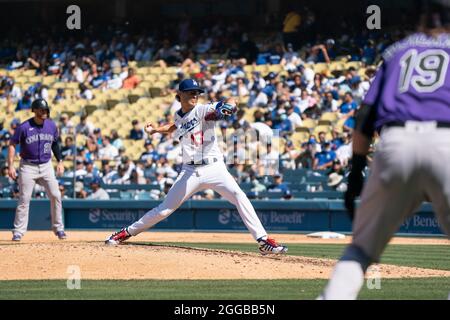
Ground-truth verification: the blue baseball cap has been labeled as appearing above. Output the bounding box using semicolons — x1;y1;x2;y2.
178;79;204;93
90;177;102;185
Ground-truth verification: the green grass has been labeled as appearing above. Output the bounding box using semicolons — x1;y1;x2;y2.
1;242;448;300
0;278;449;300
141;242;450;271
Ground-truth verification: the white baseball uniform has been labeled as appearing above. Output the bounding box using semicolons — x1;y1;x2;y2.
127;102;268;240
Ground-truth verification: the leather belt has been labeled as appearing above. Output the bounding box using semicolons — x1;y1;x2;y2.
384;121;450;128
187;158;218;166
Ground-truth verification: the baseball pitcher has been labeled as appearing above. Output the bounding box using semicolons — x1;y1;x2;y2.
8;98;67;241
106;79;288;255
320;1;450;299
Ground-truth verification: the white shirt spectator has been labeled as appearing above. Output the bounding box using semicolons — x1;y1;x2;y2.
81;89;94;100
10;85;22;103
99;144;119;160
88;188;110;200
288;112;303;129
336;142;353;166
107;75;123;90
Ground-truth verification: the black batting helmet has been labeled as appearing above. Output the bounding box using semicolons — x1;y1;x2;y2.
31;98;50;114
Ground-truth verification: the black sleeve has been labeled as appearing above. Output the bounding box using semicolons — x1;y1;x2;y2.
355;103;377;139
52;140;63;162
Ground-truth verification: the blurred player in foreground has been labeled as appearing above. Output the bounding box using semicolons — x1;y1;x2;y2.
320;1;450;299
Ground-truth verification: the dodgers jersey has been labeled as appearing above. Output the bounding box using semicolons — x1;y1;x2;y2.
363;32;450;130
173;103;223;164
10;118;59;164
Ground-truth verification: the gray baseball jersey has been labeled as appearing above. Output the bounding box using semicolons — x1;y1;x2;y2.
11;117;64;237
355;32;450;261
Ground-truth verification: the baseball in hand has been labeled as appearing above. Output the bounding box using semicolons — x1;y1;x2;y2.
145;122;154;134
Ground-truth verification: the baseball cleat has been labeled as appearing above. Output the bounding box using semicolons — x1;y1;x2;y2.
12;234;22;241
105;228;131;245
257;237;288;255
56;231;67;240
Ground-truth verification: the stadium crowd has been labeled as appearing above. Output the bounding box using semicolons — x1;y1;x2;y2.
0;20;398;200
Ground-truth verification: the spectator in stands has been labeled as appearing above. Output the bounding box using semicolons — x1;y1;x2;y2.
15;90;33;111
74;181;86;199
327;172;347;192
58;181;70;199
258;142;279;176
313;141;336;170
84;159;100;178
307;42;331;64
78;83;94;100
61;60;84;83
66;159;88;178
335;132;352;166
295;141;315;169
98;136;119;160
338;91;357;118
111;164;130;184
53;88;67;104
61;136;75;160
100;160;116;185
328;159;346;177
267;173;291;194
107;73;123;90
122;68;140;89
282;43;302;67
75;114;94;136
322;91;339;112
48;53;62;75
1;78;22;104
110;129;123;150
129;119;144;140
286;104;302;129
59;113;74;135
280;140;300;170
87;177;110;200
168;71;185;92
92;128;103;146
282;6;301;50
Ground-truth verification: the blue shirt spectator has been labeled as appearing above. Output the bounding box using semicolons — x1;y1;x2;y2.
15;91;33;111
314;143;336;169
267;174;291;194
339;92;358;114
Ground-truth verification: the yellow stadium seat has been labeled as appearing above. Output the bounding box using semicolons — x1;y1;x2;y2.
313;125;332;135
268;64;282;73
23;70;36;77
301;118;317;129
149;66;164;74
243;65;254;73
320;112;338;122
345;61;363;69
291;132;310;145
313;63;328;74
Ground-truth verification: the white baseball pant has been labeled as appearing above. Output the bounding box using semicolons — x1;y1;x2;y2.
127;160;268;240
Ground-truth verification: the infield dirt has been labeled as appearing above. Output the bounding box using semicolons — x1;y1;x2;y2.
0;231;448;280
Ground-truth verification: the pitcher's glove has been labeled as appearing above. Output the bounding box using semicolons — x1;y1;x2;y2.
344;154;366;221
215;100;237;119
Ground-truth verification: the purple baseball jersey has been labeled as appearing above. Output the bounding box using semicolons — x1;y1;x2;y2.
363;32;450;129
10;117;59;164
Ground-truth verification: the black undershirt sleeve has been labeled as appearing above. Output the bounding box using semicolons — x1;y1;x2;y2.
355;103;378;139
52;140;63;162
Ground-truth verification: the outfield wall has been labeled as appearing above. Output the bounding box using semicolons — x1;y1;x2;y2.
0;200;443;235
